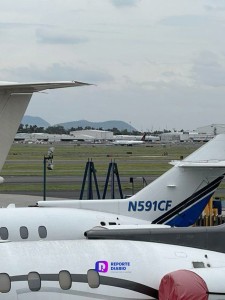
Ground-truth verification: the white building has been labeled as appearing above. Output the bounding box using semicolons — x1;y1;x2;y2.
14;133;75;143
196;124;225;135
160;132;214;143
70;129;113;141
160;132;181;143
180;132;213;142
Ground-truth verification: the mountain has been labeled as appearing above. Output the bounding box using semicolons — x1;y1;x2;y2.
21;116;138;131
21;116;50;128
56;120;137;131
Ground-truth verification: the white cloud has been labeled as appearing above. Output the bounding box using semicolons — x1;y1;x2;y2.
110;0;140;7
160;15;209;27
205;0;225;11
192;51;225;87
0;64;114;84
36;28;89;45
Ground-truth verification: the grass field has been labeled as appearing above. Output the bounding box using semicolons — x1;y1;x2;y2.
3;142;199;176
1;141;224;199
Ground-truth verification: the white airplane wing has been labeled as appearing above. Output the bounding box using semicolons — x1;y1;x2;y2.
0;81;92;92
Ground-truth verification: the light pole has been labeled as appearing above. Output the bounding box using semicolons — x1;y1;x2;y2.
130;176;147;195
43;147;55;200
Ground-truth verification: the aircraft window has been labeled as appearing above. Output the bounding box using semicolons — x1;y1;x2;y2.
28;272;41;291
192;261;205;268
87;269;100;288
0;273;11;293
20;226;28;239
59;270;72;290
0;227;8;240
38;226;47;239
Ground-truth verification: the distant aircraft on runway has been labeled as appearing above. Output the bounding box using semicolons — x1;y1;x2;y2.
112;132;159;145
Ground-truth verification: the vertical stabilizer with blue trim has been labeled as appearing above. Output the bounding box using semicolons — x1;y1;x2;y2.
129;134;225;226
38;135;225;227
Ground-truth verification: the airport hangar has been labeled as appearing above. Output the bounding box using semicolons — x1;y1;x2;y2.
14;130;114;143
14;124;225;143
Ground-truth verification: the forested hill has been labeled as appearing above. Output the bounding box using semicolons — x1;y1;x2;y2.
20;117;138;133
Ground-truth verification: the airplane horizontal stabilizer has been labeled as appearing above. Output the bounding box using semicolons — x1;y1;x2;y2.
170;160;225;167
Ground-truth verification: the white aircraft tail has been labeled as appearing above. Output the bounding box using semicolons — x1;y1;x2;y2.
39;134;225;227
0;81;90;171
128;134;225;226
141;132;147;141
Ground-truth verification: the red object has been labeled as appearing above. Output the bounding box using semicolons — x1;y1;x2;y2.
158;269;208;300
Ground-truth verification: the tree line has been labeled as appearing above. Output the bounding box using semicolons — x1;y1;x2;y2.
17;124;172;135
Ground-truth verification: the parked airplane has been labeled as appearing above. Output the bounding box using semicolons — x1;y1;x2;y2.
0;239;224;299
112;132;147;145
0;81;224;242
38;134;225;228
113;133;160;144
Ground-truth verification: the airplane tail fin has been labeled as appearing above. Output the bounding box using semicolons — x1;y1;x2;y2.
141;132;147;141
127;134;225;226
0;81;90;172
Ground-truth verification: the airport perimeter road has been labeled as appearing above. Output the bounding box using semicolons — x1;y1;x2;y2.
1;174;158;200
1;174;225;208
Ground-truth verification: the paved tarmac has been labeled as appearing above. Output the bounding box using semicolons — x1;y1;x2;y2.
0;193;60;207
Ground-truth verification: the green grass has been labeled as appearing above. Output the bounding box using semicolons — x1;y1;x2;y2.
3;143;198;175
2;142;218;196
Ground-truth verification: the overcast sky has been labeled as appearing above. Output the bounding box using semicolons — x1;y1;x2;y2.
1;0;225;131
